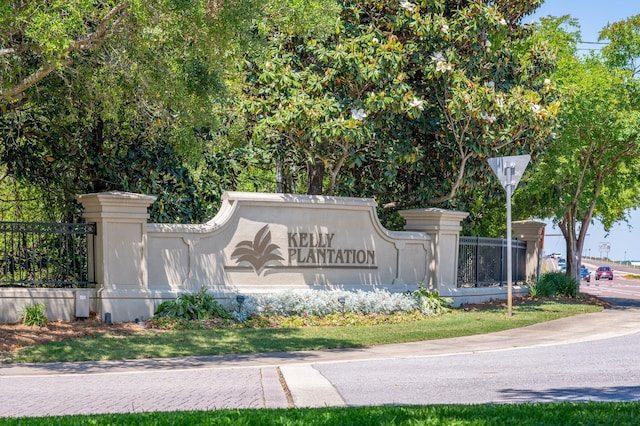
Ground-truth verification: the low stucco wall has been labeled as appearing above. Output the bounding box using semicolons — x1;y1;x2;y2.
0;288;97;323
440;285;530;307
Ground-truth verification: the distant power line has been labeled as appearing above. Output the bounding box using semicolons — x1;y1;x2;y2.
577;40;609;51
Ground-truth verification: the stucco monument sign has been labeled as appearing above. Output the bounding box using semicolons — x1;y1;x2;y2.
71;191;449;320
146;192;430;294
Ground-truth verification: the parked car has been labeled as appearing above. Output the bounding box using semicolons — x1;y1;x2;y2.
595;266;613;280
580;265;591;282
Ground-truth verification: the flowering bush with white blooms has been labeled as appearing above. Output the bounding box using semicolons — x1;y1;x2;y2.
399;1;416;12
350;108;368;121
241;0;556;210
410;98;425;110
480;112;497;124
232;288;451;321
430;51;446;63
430;51;453;73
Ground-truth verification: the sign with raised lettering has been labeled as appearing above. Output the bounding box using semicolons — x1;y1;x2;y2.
288;230;376;267
148;192;429;292
228;225;377;275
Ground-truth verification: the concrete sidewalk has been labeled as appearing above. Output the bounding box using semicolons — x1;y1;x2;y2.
2;307;640;416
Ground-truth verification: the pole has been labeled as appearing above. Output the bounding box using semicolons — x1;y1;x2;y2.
487;154;530;318
506;165;514;317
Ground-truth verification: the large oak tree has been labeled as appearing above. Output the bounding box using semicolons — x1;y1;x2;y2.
0;0;338;222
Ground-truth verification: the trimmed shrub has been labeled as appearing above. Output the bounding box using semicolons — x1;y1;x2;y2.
233;287;451;321
530;272;578;298
238;289;418;318
154;286;231;320
154;287;453;324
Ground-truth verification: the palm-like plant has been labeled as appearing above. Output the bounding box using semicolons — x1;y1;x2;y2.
231;225;284;273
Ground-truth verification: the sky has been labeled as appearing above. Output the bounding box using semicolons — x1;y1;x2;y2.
528;1;640;262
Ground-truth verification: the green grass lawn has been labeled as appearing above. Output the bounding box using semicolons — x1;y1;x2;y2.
3;402;640;425
9;301;601;363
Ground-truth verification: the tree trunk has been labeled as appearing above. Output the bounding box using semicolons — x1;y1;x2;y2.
306;157;324;195
559;216;580;283
561;218;590;287
275;158;284;193
565;237;580;282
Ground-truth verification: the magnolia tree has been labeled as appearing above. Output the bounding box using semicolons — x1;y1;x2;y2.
242;0;557;213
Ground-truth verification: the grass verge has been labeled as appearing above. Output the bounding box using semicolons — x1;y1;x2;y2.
3;402;640;425
8;301;601;363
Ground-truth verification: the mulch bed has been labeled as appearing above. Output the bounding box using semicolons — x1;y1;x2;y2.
0;294;612;355
458;293;612;311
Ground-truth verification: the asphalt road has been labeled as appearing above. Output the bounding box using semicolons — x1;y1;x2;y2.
316;333;640;405
579;259;640;307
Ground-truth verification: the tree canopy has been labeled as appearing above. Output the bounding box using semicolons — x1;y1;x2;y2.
520;15;640;279
242;0;556;232
0;0;339;221
600;14;640;77
0;0;576;239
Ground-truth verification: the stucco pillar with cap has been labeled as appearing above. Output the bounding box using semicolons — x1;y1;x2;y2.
77;191;157;321
399;208;469;291
512;220;546;283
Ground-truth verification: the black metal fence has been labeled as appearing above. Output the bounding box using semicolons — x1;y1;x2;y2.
457;236;527;287
0;222;95;288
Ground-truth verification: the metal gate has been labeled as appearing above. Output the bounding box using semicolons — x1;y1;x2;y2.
457;236;527;287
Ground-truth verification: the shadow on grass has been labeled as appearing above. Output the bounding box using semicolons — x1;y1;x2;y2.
9;302;603;368
9;327;363;373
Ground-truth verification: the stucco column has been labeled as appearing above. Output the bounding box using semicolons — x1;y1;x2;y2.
512;220;546;283
399;208;469;291
77;191;157;321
